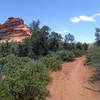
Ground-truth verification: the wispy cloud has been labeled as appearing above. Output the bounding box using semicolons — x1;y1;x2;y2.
94;13;100;17
56;28;69;34
71;13;100;23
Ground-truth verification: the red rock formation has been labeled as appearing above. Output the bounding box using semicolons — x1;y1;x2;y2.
0;17;31;42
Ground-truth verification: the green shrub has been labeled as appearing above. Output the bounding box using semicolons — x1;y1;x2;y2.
72;49;85;57
87;47;100;83
87;47;100;68
56;50;75;61
0;55;51;100
46;51;60;60
40;57;61;71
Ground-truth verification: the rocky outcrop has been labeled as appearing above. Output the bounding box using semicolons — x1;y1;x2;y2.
0;17;31;42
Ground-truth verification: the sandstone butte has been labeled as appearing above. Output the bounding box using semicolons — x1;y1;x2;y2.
0;17;32;42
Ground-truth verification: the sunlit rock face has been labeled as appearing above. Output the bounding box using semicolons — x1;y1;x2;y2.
0;17;32;42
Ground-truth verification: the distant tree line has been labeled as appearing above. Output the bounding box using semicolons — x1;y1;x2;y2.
0;20;89;59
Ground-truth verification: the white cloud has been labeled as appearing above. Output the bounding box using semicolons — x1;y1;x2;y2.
71;17;80;23
94;13;100;17
80;15;96;21
71;13;100;23
56;28;69;33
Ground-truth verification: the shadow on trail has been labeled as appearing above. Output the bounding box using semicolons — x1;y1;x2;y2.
85;87;100;93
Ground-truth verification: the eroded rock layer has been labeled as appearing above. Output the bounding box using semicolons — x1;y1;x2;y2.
0;17;31;42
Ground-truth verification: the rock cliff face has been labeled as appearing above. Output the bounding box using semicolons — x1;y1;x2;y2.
0;17;31;42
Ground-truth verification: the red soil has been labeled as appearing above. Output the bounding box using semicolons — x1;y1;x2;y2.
47;57;100;100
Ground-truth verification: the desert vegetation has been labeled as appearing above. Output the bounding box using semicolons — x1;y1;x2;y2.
0;20;88;100
87;28;100;83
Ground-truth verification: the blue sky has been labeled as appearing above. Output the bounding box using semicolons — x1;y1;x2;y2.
0;0;100;43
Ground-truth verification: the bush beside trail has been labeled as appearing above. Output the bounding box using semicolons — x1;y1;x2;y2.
40;57;61;71
47;49;85;62
56;50;75;61
0;55;61;100
87;47;100;83
87;47;100;68
72;49;86;57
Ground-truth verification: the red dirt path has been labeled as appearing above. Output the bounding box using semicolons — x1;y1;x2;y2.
47;57;100;100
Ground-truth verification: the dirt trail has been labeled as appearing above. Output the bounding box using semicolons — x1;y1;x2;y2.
47;57;100;100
